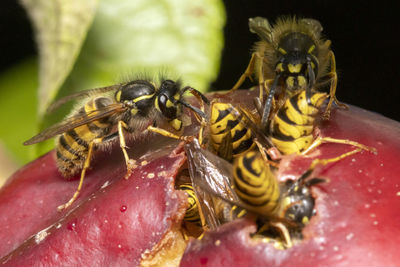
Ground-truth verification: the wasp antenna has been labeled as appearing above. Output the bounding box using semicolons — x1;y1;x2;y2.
305;177;327;187
181;86;210;105
306;61;315;105
297;168;314;185
261;73;280;131
178;100;208;119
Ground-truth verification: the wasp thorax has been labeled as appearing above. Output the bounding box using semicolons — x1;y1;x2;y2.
116;80;156;115
279;32;316;55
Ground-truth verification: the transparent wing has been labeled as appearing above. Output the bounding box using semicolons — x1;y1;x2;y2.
185;138;240;230
185;139;292;228
216;126;234;162
24;102;126;145
249;16;273;42
300;18;323;33
229;104;275;149
46;84;123;113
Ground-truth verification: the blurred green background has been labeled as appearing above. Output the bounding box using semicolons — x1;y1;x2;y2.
0;0;226;184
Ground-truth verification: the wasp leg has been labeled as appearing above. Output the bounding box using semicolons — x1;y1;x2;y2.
231;52;258;91
323;50;348;120
182;224;204;240
255;221;293;249
198;104;208;147
187;89;208;146
189;104;206;146
198;118;208;147
254;139;280;168
271;221;293;248
118;121;137;179
181;224;205;240
262;78;274;94
301;136;377;156
231;51;268;103
309;148;363;170
146;126;193;142
256;52;267;103
57;138;103;211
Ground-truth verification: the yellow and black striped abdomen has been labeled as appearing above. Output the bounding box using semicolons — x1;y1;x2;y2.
270;91;328;154
56;97;113;177
210;103;255;160
233;151;280;216
179;183;201;225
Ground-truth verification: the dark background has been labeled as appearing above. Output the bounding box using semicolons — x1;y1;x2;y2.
1;1;398;121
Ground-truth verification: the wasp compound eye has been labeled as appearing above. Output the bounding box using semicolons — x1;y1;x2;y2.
156;93;177;119
157;80;181;119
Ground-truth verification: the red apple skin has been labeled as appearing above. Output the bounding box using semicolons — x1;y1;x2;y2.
180;103;400;267
0;137;187;266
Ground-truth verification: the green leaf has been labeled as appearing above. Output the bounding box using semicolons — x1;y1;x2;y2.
20;0;98;116
60;0;226;93
0;59;39;164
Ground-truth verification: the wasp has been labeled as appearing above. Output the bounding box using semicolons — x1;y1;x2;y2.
24;76;209;211
268;90;376;159
185;138;325;247
179;180;245;239
185;138;243;230
178;181;213;239
232;16;347;126
205;89;374;178
179;183;202;226
231;150;326;246
208;102;257;162
202;97;280;167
